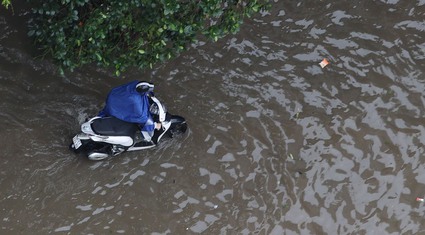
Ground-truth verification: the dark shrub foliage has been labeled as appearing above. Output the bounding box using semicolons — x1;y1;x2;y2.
27;0;269;75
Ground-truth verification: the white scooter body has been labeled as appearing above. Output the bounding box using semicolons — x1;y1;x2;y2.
70;115;182;160
81;117;134;147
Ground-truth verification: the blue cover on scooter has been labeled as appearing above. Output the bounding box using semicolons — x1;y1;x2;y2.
98;81;154;132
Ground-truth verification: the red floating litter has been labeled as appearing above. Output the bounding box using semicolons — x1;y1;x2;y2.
319;58;329;68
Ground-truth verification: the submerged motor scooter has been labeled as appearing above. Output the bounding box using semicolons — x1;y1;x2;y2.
70;80;187;160
70;113;187;160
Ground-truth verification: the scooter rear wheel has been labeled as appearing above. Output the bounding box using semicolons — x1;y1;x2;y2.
88;151;110;161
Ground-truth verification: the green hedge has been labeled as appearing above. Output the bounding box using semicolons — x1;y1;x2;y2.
27;0;269;75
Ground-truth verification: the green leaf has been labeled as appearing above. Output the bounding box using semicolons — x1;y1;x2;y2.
95;53;102;61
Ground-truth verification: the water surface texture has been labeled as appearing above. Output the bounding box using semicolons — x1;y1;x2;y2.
1;0;425;234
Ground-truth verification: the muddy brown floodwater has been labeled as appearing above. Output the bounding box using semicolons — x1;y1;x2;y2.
1;0;425;234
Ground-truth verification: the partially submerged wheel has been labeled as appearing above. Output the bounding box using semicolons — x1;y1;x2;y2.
87;144;112;160
87;151;110;161
171;122;187;135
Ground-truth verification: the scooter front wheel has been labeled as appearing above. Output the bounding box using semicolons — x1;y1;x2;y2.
171;122;187;135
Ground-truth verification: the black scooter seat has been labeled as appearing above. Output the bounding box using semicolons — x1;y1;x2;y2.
91;116;139;137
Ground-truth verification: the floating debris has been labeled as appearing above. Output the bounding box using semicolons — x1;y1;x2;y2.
319;58;329;68
416;197;424;202
295;112;300;119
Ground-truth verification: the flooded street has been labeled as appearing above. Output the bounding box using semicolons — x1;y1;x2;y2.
1;0;425;234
